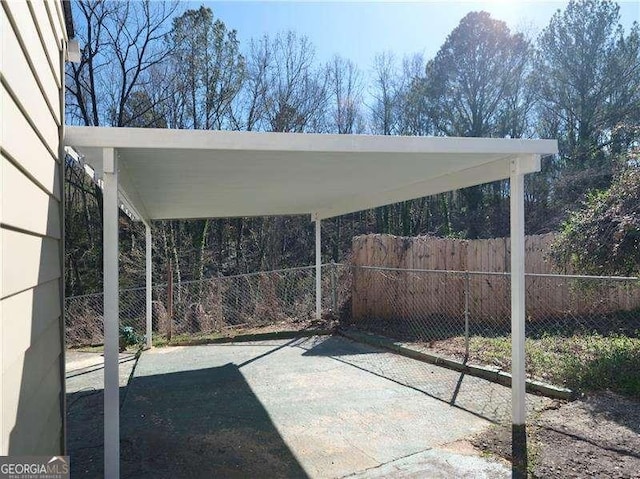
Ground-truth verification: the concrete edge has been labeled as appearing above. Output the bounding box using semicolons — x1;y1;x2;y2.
338;329;574;401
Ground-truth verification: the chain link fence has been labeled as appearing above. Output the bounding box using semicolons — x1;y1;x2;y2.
346;265;640;394
65;264;352;347
66;263;639;395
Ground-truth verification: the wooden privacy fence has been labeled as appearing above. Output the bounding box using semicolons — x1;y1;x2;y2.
351;234;640;324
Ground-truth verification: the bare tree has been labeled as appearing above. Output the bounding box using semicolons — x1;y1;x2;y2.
66;0;178;127
231;35;271;131
265;31;328;133
326;55;364;134
369;51;400;135
396;53;432;136
65;0;110;126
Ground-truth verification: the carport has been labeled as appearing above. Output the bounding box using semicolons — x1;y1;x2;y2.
64;126;557;478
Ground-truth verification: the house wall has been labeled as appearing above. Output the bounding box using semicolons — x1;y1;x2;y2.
1;0;67;455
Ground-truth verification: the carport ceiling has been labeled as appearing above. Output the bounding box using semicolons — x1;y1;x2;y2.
65;126;558;221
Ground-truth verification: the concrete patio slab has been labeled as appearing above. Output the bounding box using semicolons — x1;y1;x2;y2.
65;351;139;478
114;335;516;478
66;350;137;393
346;447;509;479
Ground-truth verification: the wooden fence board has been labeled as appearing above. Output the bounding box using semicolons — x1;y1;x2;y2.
351;233;640;324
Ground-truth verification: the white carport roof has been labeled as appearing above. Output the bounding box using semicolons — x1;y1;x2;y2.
63;126;558;479
65;126;557;222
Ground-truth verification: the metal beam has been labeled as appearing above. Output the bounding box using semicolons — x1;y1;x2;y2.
145;224;152;349
510;157;529;477
102;148;120;479
65;125;559;155
65;126;556;222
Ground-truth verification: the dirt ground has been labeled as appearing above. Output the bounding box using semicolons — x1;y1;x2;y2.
472;391;640;478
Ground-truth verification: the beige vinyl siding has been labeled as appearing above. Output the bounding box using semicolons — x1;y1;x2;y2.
1;87;61;199
1;0;66;455
2;2;61;126
1;229;61;297
26;0;62;88
2;157;62;237
1;8;60;151
2;281;62;367
44;0;66;50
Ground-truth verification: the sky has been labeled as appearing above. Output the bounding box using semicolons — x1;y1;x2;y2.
190;0;640;71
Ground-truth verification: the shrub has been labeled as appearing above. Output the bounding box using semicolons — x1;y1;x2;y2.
119;325;142;351
552;162;640;276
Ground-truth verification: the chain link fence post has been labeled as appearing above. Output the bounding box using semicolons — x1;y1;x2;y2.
331;261;338;313
167;261;174;341
464;271;470;361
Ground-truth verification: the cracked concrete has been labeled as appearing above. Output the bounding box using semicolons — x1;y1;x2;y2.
344;446;509;478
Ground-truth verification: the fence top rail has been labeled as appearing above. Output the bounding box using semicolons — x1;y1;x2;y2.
178;263;330;285
65;263;340;300
64;263;639;301
350;264;640;281
64;291;106;300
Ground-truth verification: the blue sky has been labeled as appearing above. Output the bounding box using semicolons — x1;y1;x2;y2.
189;1;640;70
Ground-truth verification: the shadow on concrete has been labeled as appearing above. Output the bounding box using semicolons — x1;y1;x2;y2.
66;386;120;478
67;363;308;479
298;335;511;424
237;338;301;368
65;353;137;379
297;335;384;357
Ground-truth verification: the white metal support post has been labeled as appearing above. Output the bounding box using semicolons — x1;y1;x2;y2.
102;148;120;479
314;214;322;320
145;224;152;349
510;158;527;477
